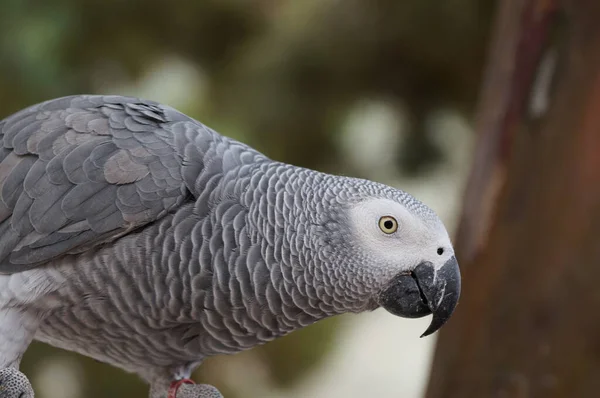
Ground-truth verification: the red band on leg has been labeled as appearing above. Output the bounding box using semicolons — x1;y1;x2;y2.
168;378;195;398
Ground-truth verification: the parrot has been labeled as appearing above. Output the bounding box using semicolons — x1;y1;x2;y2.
0;95;461;398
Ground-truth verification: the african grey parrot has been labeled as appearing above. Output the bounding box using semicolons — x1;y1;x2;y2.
0;95;461;398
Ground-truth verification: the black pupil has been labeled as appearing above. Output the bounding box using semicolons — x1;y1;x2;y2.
383;220;394;230
437;247;444;255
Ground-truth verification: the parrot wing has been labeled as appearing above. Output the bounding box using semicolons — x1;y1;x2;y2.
0;95;195;273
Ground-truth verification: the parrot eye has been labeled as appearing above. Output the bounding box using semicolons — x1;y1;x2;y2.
378;216;398;234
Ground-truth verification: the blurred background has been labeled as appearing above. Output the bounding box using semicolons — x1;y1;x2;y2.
3;0;570;397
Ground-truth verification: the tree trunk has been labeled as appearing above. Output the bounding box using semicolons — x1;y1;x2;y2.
425;1;600;397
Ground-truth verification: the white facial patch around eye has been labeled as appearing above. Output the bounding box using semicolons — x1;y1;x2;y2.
347;198;430;268
347;197;456;275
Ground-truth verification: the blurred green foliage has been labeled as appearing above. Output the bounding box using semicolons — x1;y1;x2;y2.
1;0;494;397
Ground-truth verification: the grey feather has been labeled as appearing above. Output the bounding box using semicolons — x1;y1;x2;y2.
0;96;203;270
1;156;37;210
24;159;53;195
29;184;72;233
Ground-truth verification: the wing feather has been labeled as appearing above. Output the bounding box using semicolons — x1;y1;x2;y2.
0;95;192;273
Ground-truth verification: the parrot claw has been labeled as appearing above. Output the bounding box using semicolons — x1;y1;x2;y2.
150;378;223;398
0;368;34;398
172;383;223;398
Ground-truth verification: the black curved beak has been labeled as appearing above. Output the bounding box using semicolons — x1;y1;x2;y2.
378;256;461;337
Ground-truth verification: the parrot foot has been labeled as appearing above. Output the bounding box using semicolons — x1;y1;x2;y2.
150;378;223;398
169;380;222;398
0;368;34;398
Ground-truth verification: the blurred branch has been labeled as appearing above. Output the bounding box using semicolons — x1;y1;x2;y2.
426;0;600;396
455;0;558;266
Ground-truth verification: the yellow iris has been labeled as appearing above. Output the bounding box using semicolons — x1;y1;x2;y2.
378;216;398;234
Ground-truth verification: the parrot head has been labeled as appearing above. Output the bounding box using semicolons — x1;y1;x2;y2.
312;177;461;337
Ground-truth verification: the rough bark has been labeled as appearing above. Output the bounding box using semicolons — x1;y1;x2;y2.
425;0;600;397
